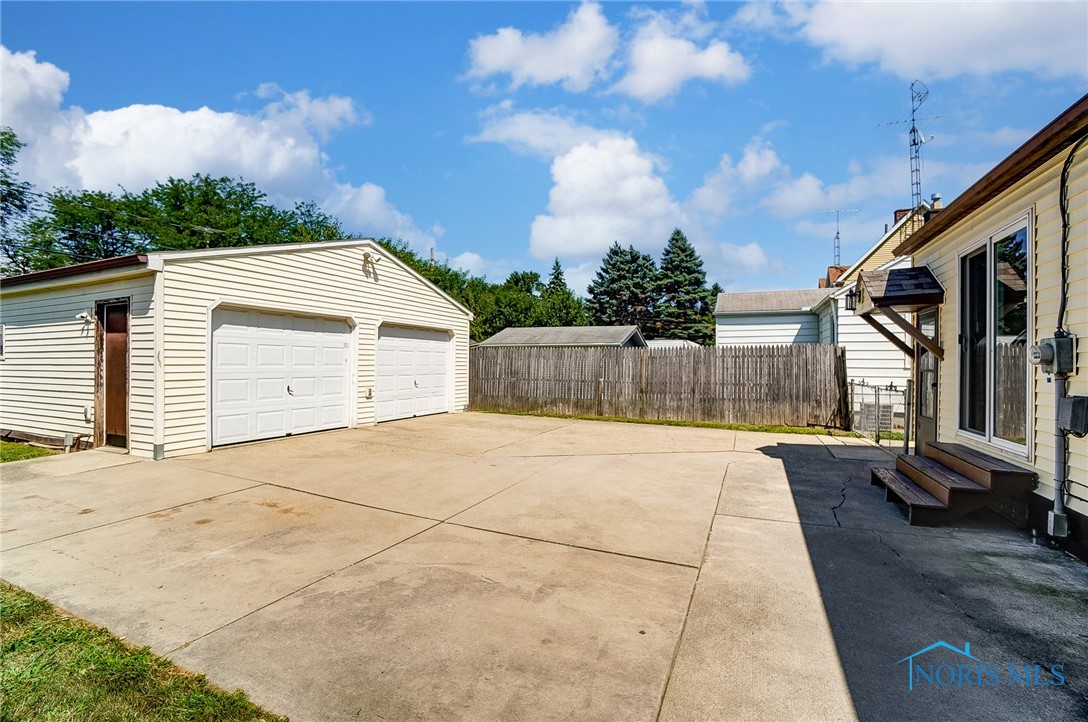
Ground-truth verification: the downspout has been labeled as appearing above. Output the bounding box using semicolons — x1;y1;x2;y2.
1050;130;1088;535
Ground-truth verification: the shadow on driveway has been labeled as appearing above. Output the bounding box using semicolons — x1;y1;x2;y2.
759;443;1088;721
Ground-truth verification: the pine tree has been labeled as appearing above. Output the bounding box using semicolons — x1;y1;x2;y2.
586;242;660;335
657;228;713;344
533;258;588;326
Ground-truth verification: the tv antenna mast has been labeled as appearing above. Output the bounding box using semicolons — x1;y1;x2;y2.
880;80;938;209
813;208;858;265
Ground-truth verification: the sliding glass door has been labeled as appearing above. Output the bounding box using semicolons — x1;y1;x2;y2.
958;221;1030;451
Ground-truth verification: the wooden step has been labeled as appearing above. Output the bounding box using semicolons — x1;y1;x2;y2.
871;467;948;525
897;454;988;506
924;441;1037;491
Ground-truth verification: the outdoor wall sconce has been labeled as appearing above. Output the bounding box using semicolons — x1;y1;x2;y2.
845;287;858;311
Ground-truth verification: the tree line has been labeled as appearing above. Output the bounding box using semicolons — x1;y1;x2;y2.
1;128;720;343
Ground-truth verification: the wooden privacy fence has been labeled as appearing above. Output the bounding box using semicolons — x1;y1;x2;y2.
470;344;849;428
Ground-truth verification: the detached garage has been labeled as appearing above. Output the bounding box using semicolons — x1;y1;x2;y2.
0;240;472;458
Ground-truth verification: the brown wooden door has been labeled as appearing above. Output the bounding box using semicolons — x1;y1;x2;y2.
100;301;129;448
914;308;939;455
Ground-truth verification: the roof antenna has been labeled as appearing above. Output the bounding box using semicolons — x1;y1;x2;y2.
813;208;858;265
880;80;938;209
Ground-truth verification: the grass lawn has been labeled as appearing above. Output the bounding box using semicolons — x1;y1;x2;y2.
0;441;57;463
481;410;866;437
0;582;286;722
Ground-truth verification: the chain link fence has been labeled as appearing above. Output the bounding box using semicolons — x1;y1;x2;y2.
848;380;911;448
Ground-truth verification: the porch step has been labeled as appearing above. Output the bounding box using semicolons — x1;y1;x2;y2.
897;455;988;506
873;442;1038;526
871;467;948;525
925;442;1037;492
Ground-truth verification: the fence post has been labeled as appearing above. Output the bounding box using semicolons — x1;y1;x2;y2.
874;386;882;444
596;377;604;417
903;379;912;455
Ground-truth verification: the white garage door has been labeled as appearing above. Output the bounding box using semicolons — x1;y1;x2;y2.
375;326;450;422
211;309;351;445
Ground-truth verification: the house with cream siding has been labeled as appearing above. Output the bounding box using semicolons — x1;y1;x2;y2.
860;94;1088;558
0;239;472;459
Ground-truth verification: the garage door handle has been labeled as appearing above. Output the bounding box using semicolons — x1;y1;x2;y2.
287;385;294;396
414;380;419;388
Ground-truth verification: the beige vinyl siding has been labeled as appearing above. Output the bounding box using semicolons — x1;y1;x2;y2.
915;148;1087;516
0;272;157;457
716;313;821;345
158;244;470;457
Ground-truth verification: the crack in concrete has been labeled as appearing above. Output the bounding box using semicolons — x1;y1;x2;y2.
829;476;854;528
869;529;980;624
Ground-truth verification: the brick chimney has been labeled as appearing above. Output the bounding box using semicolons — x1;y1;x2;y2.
894;208;912;223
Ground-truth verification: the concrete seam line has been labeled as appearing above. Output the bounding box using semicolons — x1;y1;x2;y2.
478;448;764;458
441;456;569;522
655;460;733;722
443;521;700;570
1;456;143;483
477;419;582;456
712;510;963;540
255;481;443;523
0;483;267;553
164;520;444;656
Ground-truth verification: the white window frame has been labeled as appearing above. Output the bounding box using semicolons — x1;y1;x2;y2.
955;212;1033;459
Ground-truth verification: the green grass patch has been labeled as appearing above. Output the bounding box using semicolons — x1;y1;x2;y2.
477;409;863;437
0;581;287;722
0;441;57;463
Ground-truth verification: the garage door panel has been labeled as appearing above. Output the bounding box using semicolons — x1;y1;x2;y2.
255;377;285;401
212;309;351;446
215;413;251;444
216;342;250;367
256;410;287;436
291;345;317;367
215;378;251;404
256;344;286;368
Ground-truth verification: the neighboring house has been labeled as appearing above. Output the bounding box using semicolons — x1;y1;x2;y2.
476;325;647;348
0;239;472;459
714;289;833;345
862;94;1087;556
715;205;930;394
646;339;700;349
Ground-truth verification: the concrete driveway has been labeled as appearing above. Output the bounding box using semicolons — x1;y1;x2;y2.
4;413;1086;721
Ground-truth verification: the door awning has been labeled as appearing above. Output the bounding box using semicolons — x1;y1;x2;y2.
853;267;945;360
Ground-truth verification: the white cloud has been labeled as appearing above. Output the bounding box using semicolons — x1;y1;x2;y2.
449;250;513;281
529;136;683;259
708;241;780;275
691;137;785;214
465;2;618;92
1;45;438;252
761;154;994;219
613;5;750;103
739;1;1088;80
468;102;620;159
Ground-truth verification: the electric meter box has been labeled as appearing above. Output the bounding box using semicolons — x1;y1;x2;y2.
1029;336;1075;375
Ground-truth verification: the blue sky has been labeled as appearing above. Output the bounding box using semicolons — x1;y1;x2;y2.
3;2;1085;293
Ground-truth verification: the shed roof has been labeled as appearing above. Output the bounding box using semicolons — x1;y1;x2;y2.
477;325;646;347
714;288;832;315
